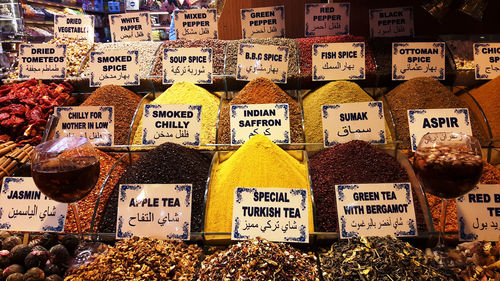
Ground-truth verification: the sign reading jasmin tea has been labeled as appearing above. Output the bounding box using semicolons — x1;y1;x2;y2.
174;9;217;40
54;15;95;42
162;48;213;84
392;42;445;80
89;49;140;87
369;7;414;37
236;43;289;83
312;42;365;80
305;3;350;37
18;44;66;79
241;6;285;38
474;43;500;80
109;12;152;42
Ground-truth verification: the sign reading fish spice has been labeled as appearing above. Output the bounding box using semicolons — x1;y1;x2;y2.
474;43;500;80
89;49;140;87
312;42;365;81
109;12;152;42
369;7;414;37
174;9;217;40
241;6;285;38
54;15;95;42
236;43;289;83
18;43;66;79
163;48;213;84
305;3;350;37
392;42;445;80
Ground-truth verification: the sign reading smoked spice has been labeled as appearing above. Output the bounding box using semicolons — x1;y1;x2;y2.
369;7;414;37
241;6;285;38
392;42;446;80
474;43;500;80
312;42;365;81
0;177;68;232
230;103;290;145
109;12;152;42
457;185;500;241
236;43;289;83
54;15;95;42
163;48;213;84
141;104;202;146
232;187;309;243
89;49;140;87
174;9;217;40
336;183;418;238
407;108;473;151
116;184;192;240
322;101;386;146
305;3;350;37
18;44;66;79
54;106;114;146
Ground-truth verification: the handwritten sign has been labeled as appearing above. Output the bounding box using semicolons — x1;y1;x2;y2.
109;12;152;42
18;44;66;79
54;106;114;146
236;43;289;83
163;48;213;84
230;103;290;145
141;104;202;146
241;6;285;38
407;108;472;151
392;42;445;80
322;101;386;146
305;3;350;37
336;183;418;238
116;184;192;240
369;7;414;37
174;9;217;40
89;49;140;87
312;42;365;80
0;177;68;232
474;43;500;80
457;185;500;241
54;15;95;42
232;187;309;243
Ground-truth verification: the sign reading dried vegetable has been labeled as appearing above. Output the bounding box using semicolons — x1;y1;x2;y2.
474;43;500;80
18;44;66;79
236;43;289;83
369;7;414;37
305;3;350;37
109;12;152;42
392;42;445;80
54;15;95;42
89;49;140;87
312;42;365;81
241;6;285;38
162;47;213;84
174;9;217;40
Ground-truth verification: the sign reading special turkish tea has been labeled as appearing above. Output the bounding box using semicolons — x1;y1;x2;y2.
54;14;95;42
311;42;365;81
174;9;217;40
232;187;309;243
241;6;285;38
369;7;414;38
304;3;350;37
236;43;289;83
109;12;152;42
18;44;66;79
392;42;446;80
474;43;500;80
89;49;140;87
162;48;213;84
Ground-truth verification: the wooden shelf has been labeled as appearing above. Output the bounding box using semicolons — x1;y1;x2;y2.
25;0;82;10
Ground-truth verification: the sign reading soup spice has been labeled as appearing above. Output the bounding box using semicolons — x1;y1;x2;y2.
335;183;418;238
312;42;365;81
236;43;289;83
162;47;213;84
407;108;472;151
241;6;285;38
369;7;414;38
109;12;152;42
89;49;140;87
0;177;68;232
174;9;217;40
392;42;445;80
232;187;309;243
54;14;95;42
116;184;192;240
474;43;500;80
18;43;66;79
304;3;350;37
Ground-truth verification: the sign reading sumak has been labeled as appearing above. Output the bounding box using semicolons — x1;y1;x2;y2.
474;43;500;80
305;3;350;37
89;49;140;87
241;6;285;38
369;7;414;37
109;12;152;42
312;42;365;81
237;43;289;83
163;48;213;84
18;44;66;79
392;42;445;80
54;15;94;41
174;9;217;40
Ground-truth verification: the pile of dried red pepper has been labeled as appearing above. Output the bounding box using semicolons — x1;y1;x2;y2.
0;79;73;145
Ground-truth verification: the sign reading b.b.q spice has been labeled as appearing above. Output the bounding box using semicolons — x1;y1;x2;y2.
236;43;289;83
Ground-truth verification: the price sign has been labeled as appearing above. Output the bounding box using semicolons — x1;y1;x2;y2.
241;6;285;38
174;9;217;40
54;15;95;42
89;49;140;87
236;43;289;83
18;44;66;79
474;43;500;80
392;42;445;80
312;42;365;81
369;7;414;37
109;12;152;42
305;3;350;37
162;48;213;84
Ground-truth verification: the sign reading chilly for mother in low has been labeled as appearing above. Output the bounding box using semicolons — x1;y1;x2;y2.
230;103;290;145
369;7;414;38
109;12;152;42
232;187;309;243
163;48;213;84
336;183;418;238
174;9;217;40
322;101;386;146
474;43;500;80
116;184;192;240
18;44;66;79
241;6;285;38
312;42;365;81
236;43;289;83
407;108;472;151
305;3;350;37
54;14;95;42
392;42;445;80
141;104;202;146
0;177;68;232
89;49;140;87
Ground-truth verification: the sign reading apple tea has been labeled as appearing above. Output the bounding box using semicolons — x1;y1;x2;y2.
474;43;500;80
163;48;213;84
54;14;95;42
89;49;140;87
0;177;68;232
305;3;350;37
392;42;445;80
174;9;217;40
369;7;414;37
109;12;152;42
232;187;309;243
312;42;365;81
18;44;66;79
241;6;285;38
236;43;289;83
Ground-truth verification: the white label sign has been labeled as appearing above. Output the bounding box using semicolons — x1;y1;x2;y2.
392;42;445;80
0;177;68;232
369;7;414;37
163;48;213;84
18;44;66;79
109;12;152;42
89;49;140;87
322;101;386;146
336;183;418;238
174;9;217;40
230;103;290;145
141;104;202;146
241;6;285;38
312;42;365;80
54;15;95;42
457;185;500;241
232;187;309;243
54;106;114;147
116;184;192;240
407;108;472;151
305;3;350;37
474;43;500;80
236;43;289;83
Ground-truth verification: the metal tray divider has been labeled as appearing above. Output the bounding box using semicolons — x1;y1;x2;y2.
125;93;152;160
